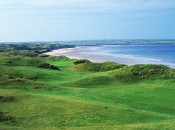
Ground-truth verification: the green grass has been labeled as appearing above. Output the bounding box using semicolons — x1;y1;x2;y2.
73;60;126;72
0;55;175;129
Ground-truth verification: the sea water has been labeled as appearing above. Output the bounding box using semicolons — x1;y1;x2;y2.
99;44;175;65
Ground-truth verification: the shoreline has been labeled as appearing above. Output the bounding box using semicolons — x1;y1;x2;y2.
45;46;175;68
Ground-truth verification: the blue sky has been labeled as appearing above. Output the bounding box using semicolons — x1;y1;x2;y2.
0;0;175;42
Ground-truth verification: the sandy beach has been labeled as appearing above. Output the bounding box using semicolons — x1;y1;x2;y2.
45;46;175;68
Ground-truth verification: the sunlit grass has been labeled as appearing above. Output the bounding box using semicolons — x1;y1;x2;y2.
0;55;175;129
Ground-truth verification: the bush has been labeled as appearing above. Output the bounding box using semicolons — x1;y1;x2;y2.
37;63;60;70
0;96;16;102
38;54;50;58
0;112;13;122
46;55;70;61
74;59;91;65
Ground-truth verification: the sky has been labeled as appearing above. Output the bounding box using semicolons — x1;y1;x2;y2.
0;0;175;42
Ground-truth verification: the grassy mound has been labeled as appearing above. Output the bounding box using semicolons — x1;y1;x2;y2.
0;56;43;66
111;64;175;81
73;60;126;72
67;64;175;88
1;43;175;129
68;75;114;88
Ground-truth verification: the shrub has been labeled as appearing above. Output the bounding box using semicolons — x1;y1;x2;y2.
0;112;13;122
37;63;60;70
38;54;50;58
74;59;91;65
0;96;16;102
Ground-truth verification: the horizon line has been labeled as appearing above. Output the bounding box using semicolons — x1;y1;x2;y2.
1;38;175;43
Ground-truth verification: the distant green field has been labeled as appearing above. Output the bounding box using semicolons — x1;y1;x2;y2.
0;44;175;129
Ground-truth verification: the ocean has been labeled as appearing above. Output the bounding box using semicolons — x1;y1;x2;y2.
99;44;175;64
47;42;175;68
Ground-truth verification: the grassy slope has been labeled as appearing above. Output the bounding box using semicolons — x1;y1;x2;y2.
0;56;175;129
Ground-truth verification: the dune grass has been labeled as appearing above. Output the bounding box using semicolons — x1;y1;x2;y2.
73;60;126;72
0;54;175;129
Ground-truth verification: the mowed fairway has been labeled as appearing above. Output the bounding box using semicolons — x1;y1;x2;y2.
0;57;175;129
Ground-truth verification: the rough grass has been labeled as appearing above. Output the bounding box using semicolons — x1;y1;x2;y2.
73;60;126;72
110;64;175;81
67;75;115;88
0;55;175;129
